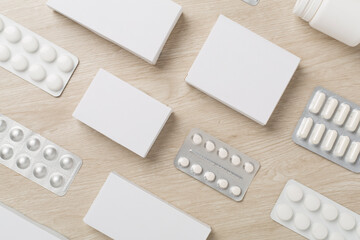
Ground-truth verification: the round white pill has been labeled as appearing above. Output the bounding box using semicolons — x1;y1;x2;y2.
218;148;228;159
231;155;241;166
33;164;47;178
43;146;57;161
286;185;303;202
276;204;293;221
0;18;3;32
11;55;28;72
27;138;40;151
29;64;46;82
0;145;13;160
60;156;74;170
312;223;328;240
50;174;63;188
230;186;242;197
357;225;360;237
9;128;24;142
217;179;228;189
204;171;215;182
244;162;255;173
205;141;215;152
178;157;190;168
40;45;57;62
329;233;344;240
339;212;356;231
322;204;338;221
4;26;21;43
192;134;202;145
304;194;321;212
0;44;11;62
191;164;202;175
16;155;30;169
0;119;7;132
46;74;63;92
57;55;74;72
294;213;311;230
22;35;39;53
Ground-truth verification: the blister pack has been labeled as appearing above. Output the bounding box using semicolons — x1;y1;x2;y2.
271;180;360;240
293;87;360;173
0;114;82;196
0;14;78;97
174;128;260;201
243;0;259;6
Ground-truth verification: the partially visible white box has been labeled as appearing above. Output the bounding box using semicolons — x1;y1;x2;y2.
0;202;68;240
73;69;172;158
84;172;212;240
47;0;182;64
186;15;301;125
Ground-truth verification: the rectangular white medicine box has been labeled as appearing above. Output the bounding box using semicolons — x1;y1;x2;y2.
73;69;172;158
186;15;301;125
84;172;212;240
47;0;182;64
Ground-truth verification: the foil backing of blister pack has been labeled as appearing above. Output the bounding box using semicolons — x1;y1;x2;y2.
0;114;82;196
0;14;78;97
293;87;360;173
271;180;360;239
174;128;260;201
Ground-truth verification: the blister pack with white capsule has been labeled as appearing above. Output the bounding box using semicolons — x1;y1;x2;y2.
174;128;260;201
0;114;82;196
0;14;78;97
271;180;360;240
293;87;360;173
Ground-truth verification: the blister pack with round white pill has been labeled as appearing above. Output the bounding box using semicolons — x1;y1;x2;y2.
293;87;360;173
271;180;360;240
174;128;260;201
0;14;78;97
0;113;82;196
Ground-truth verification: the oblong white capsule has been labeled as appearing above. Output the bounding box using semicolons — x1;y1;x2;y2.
321;130;338;152
345;109;360;132
321;98;338;120
333;136;350;157
297;117;313;139
333;103;350;126
309;91;326;114
345;142;360;164
309;124;325;145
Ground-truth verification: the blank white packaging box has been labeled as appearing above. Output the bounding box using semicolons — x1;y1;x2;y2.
0;202;68;240
84;172;212;240
186;15;301;125
73;69;172;158
47;0;182;65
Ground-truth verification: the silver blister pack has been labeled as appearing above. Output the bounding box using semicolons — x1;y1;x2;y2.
293;87;360;173
242;0;259;6
174;128;260;201
0;114;82;196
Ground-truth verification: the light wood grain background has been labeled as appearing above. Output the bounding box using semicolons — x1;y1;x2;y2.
0;0;360;239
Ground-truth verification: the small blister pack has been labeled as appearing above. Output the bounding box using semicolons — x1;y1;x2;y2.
0;114;82;196
174;128;260;201
0;14;78;97
242;0;259;6
271;180;360;240
293;87;360;173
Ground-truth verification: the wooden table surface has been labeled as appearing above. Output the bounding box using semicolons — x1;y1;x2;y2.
1;0;360;239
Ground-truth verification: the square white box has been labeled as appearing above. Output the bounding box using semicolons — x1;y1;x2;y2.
47;0;182;64
84;172;212;240
0;202;67;240
73;69;172;158
186;15;301;125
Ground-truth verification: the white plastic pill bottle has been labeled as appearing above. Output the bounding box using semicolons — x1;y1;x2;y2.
293;0;360;47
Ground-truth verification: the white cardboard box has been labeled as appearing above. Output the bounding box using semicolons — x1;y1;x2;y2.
0;202;68;240
47;0;182;64
186;15;301;125
84;172;212;240
73;69;172;158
